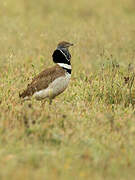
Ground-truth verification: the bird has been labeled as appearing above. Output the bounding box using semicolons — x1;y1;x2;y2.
19;41;73;104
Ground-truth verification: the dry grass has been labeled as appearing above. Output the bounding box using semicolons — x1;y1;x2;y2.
0;0;135;179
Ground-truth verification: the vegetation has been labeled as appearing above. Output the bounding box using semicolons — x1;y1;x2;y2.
0;0;135;179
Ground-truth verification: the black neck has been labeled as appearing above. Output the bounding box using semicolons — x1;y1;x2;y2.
52;48;71;65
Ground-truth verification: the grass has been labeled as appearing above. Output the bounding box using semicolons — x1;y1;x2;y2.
0;0;135;179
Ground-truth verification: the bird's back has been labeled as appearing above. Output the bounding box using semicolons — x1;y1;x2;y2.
19;65;65;98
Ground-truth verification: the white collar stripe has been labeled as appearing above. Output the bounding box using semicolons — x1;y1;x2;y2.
57;63;71;69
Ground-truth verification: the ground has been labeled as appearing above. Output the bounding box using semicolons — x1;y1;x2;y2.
0;0;135;179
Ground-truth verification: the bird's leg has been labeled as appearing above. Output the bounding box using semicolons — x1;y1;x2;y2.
48;89;53;105
49;98;52;105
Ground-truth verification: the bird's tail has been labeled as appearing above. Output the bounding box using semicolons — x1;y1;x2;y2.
19;86;33;100
19;90;27;98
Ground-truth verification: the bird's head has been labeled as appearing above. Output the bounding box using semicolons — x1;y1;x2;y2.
57;41;73;49
52;41;73;65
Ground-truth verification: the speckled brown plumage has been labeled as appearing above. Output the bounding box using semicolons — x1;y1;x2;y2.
19;64;65;98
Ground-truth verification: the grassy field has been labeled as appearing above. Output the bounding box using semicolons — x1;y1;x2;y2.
0;0;135;179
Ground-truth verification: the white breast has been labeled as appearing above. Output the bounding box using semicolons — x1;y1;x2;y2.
33;72;71;100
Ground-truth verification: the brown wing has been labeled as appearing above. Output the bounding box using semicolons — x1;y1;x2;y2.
19;65;65;98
